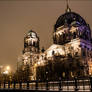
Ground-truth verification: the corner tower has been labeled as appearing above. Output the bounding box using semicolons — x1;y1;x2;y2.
24;30;39;53
17;30;40;81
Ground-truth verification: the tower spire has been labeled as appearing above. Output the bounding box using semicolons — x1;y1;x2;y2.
66;0;71;13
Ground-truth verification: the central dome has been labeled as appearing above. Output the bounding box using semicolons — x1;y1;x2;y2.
54;12;87;31
53;10;91;45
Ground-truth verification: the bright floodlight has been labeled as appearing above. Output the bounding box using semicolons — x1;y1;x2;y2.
6;66;10;70
3;70;8;74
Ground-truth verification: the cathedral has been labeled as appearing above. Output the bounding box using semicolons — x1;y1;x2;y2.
18;3;92;80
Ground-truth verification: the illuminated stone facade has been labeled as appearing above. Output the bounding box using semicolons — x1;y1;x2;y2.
19;6;92;80
35;8;92;79
18;30;39;80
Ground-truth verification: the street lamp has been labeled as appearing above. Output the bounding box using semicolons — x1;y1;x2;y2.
6;66;10;71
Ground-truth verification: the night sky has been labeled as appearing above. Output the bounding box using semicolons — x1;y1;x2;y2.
0;0;92;71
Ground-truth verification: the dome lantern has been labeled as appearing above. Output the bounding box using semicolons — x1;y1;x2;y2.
66;0;71;13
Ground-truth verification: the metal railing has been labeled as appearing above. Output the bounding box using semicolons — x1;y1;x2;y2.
0;77;92;91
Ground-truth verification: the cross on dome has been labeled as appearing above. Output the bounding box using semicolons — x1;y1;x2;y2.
66;0;71;12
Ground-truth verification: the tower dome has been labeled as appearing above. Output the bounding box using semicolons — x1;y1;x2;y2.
27;30;38;38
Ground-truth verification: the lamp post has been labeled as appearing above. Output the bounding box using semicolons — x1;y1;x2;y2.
46;71;48;80
3;66;11;82
46;71;48;90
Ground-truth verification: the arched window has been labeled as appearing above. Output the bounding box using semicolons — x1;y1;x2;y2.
73;32;76;39
33;42;35;46
82;49;86;57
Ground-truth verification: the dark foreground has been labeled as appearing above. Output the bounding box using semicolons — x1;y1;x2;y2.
0;89;92;92
1;77;92;92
